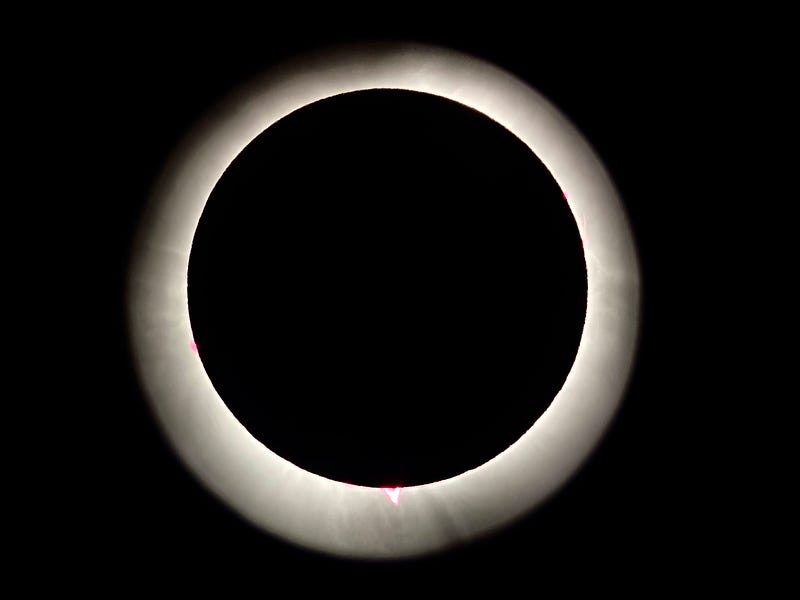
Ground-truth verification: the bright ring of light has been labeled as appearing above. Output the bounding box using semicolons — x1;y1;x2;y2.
128;43;640;559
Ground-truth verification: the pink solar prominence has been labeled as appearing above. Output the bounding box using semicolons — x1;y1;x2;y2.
381;487;402;505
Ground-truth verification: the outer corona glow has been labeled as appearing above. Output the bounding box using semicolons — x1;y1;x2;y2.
128;42;640;560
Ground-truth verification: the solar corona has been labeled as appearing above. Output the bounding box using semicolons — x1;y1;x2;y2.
128;43;640;559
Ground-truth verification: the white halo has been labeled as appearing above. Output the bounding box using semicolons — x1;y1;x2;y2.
128;42;640;560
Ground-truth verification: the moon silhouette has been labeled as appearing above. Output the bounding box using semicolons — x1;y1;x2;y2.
128;42;640;559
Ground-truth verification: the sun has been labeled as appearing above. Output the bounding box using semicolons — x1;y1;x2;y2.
128;42;639;559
